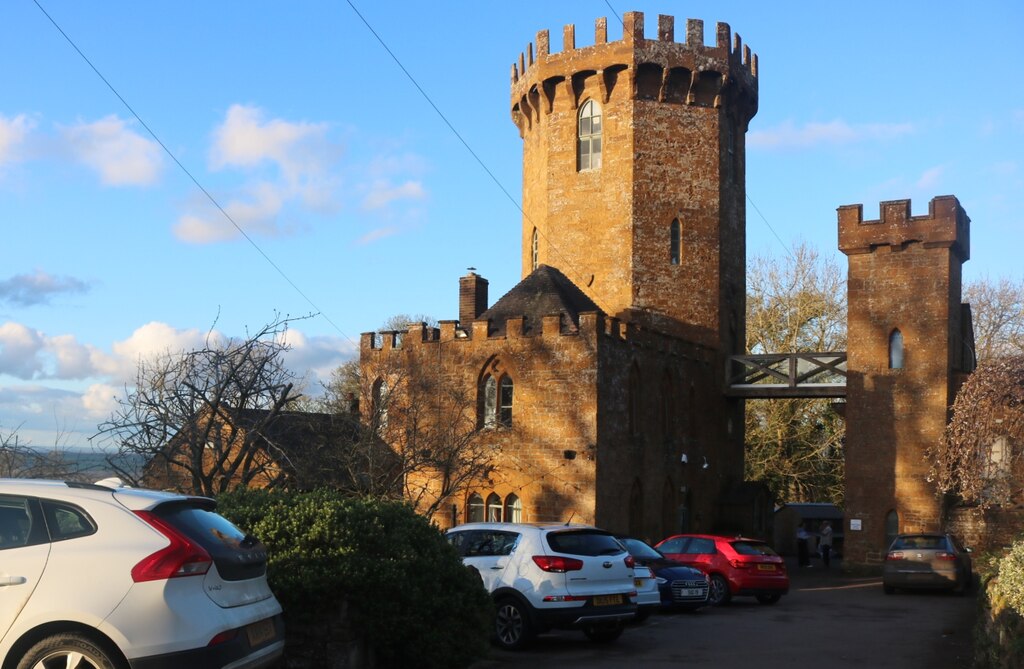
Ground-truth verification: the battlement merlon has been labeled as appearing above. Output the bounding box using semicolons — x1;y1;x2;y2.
838;196;970;262
510;11;757;97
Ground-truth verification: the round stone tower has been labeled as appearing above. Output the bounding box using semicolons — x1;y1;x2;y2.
511;11;758;352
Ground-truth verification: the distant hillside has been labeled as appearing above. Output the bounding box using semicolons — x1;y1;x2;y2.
3;449;145;483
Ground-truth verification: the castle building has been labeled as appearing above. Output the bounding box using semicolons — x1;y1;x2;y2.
360;12;767;540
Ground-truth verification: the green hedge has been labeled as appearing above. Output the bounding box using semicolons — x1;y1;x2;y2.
216;488;492;669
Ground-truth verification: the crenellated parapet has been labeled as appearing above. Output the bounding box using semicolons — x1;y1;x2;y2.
838;195;970;261
510;11;758;134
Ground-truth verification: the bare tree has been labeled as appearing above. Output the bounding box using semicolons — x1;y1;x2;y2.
0;423;89;480
964;275;1024;362
928;355;1024;510
94;315;307;496
744;243;847;504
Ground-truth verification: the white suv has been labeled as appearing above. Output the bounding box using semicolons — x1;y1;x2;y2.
446;522;637;649
0;479;284;669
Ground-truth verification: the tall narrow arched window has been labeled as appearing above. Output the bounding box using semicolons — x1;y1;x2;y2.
467;493;484;522
531;228;539;270
889;329;904;369
577;99;602;171
628;365;641;436
486;493;502;522
371;378;389;434
498;376;514;426
504;494;522;523
670;218;681;265
483;376;497;428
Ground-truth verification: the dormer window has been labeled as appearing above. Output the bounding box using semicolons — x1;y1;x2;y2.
577;100;602;171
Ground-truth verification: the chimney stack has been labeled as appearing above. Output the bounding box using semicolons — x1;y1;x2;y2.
459;270;488;326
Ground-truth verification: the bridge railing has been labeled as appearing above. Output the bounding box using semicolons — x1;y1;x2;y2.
726;352;847;398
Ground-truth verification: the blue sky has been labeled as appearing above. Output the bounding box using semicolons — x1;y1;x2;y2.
2;1;1022;451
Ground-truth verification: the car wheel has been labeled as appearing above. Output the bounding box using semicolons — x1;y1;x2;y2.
756;593;781;605
493;597;533;650
17;632;123;669
708;574;731;606
582;622;624;643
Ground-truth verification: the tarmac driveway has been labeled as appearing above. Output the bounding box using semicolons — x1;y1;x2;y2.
471;560;977;668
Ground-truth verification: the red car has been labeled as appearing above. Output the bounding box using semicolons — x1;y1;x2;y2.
655;534;789;606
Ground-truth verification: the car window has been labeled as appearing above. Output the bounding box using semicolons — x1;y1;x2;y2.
41;500;96;542
891;535;947;551
545;530;623;556
658;537;688;553
686;538;716;555
449;530;520;557
619;537;663;560
0;497;33;549
731;540;778;556
154;501;267;581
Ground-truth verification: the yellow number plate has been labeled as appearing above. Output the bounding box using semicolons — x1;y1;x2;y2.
592;594;623;606
757;564;776;571
246;618;276;647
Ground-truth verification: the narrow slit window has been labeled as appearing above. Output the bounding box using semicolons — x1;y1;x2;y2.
531;228;539;270
483;376;497;428
577;100;602;171
670;218;681;265
889;329;904;369
498;376;514;427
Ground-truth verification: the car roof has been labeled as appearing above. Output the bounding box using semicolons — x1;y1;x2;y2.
662;533;765;543
447;522;606;532
0;478;207;510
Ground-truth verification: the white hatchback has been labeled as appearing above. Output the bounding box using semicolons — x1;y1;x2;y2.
0;479;284;669
446;522;637;649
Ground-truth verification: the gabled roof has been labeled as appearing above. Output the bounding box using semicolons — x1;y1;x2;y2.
479;264;601;335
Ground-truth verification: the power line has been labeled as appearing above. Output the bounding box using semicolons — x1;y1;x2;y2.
32;0;354;344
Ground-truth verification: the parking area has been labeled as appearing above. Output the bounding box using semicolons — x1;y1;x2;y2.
472;559;977;668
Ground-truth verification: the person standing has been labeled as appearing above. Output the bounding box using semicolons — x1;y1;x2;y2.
796;523;811;567
819;520;834;568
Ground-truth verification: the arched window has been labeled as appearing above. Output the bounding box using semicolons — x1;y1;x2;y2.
486;493;502;522
889;329;904;369
577;99;602;171
483;374;514;428
670;218;681;265
504;494;522;523
467;493;484;522
371;378;389;434
531;228;539;270
628;365;641;436
498;376;514;426
483;376;497;428
884;510;899;551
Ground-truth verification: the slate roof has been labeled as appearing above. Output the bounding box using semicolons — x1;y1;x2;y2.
479;264;602;336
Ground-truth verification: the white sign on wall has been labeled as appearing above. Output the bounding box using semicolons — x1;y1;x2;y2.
850;519;863;531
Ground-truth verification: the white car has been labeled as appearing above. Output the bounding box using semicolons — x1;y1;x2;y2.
0;479;284;669
445;522;637;649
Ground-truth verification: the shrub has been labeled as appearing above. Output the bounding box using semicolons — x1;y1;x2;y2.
216;488;492;668
992;540;1024;617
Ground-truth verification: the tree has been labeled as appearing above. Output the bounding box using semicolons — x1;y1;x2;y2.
94;315;308;496
928;355;1024;510
322;315;495;518
744;243;847;504
1;423;87;480
964;275;1024;362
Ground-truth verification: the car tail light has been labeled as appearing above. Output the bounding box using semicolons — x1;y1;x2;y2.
207;629;238;646
886;551;905;561
532;555;584;573
729;559;751;569
624;555;635;569
131;510;213;582
935;552;958;561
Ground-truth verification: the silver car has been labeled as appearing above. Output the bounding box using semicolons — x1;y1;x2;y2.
882;533;973;595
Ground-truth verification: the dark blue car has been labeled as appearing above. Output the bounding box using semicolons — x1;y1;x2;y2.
617;536;710;612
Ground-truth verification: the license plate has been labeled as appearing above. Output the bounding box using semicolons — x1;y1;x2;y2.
757;564;776;571
246;618;276;647
592;594;623;606
634;578;645;587
681;588;702;597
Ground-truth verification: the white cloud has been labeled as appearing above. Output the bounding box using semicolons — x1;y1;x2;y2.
0;269;90;307
81;383;121;418
356;226;400;246
362;180;426;210
0;114;35;166
61;115;163;186
0;322;47;379
914;165;945;190
105;322;217;378
279;329;355;386
748;119;915;150
173;182;289;244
